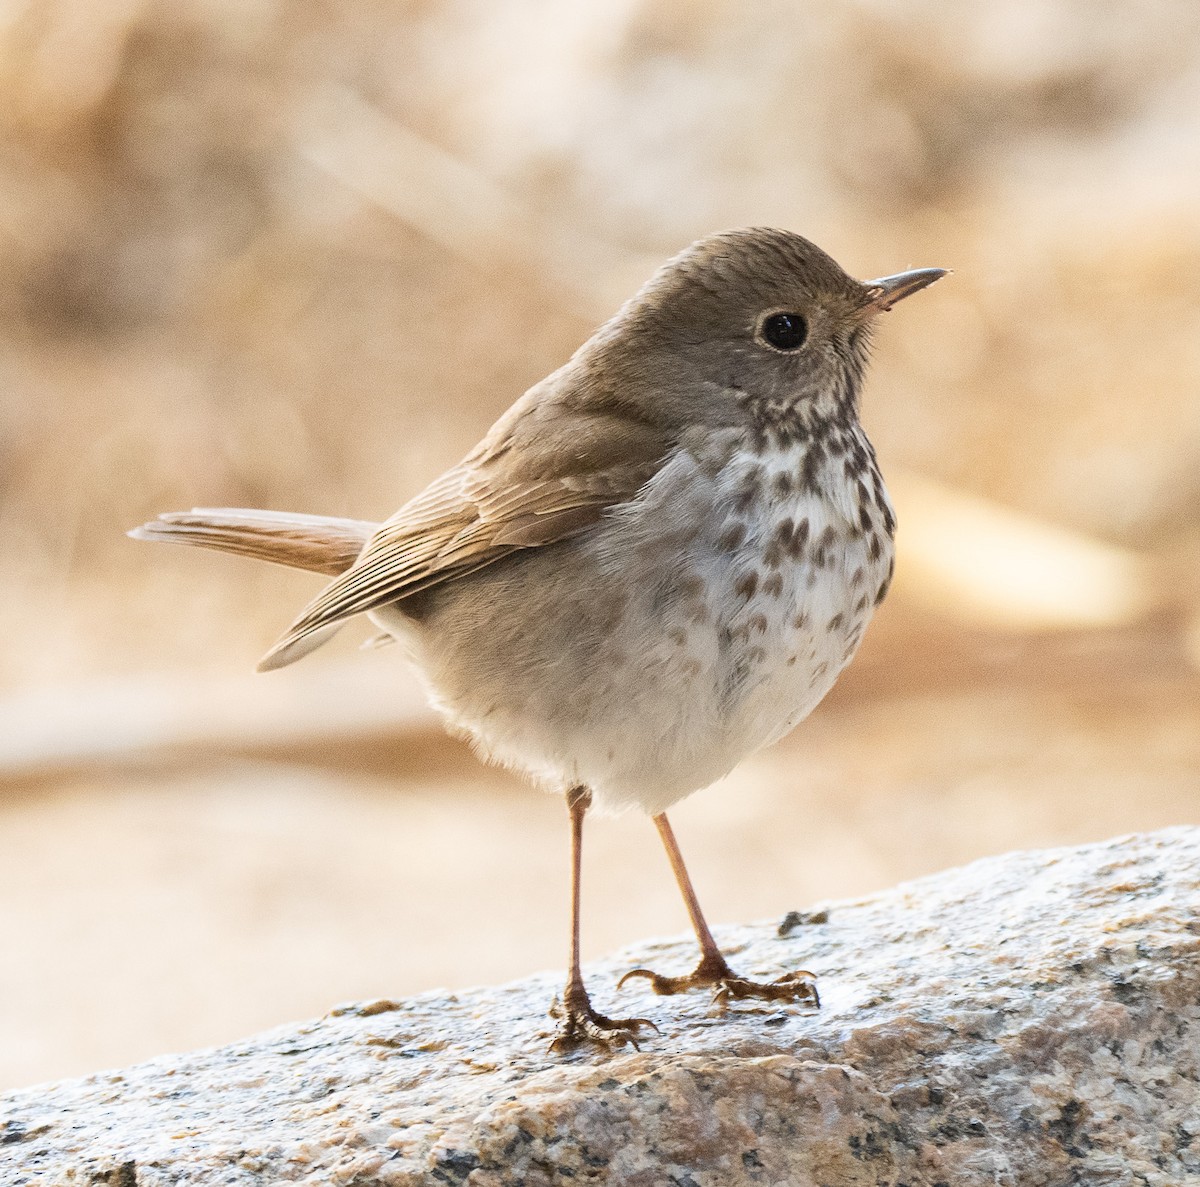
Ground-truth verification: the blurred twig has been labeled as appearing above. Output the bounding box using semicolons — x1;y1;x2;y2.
295;87;654;321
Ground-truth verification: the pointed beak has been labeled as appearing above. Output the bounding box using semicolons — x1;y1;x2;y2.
862;267;948;312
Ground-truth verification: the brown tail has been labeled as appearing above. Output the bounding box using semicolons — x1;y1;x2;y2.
129;508;378;577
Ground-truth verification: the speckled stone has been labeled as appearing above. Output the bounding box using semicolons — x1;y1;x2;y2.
4;828;1200;1186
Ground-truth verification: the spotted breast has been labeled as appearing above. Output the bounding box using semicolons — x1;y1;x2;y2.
385;424;895;817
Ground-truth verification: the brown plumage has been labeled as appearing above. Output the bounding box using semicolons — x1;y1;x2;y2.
131;227;945;1051
254;397;669;669
129;509;375;576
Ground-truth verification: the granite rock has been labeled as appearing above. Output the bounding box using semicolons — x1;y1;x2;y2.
4;828;1199;1186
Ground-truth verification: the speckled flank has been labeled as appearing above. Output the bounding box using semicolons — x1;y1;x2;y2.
396;427;894;817
733;570;759;601
4;828;1198;1186
717;522;747;551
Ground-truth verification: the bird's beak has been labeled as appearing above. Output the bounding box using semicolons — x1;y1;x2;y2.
861;267;948;312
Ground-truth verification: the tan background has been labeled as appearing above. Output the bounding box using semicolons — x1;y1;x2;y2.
1;0;1198;1090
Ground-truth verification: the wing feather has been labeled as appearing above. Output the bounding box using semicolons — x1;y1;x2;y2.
257;398;669;671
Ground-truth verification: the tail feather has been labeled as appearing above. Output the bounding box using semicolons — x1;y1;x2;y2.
129;508;377;577
130;508;383;670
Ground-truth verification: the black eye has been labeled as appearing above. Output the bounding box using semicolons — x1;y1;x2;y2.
760;312;808;351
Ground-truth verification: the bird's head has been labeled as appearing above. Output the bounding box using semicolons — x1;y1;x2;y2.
589;227;946;439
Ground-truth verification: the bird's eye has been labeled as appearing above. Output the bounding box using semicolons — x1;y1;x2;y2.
760;312;808;351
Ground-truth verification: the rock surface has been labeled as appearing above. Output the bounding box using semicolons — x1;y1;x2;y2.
4;828;1199;1186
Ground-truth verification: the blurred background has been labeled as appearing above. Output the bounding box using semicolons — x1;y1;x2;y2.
1;0;1199;1090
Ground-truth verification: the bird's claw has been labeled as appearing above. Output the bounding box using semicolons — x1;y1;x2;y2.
619;961;819;1008
548;994;658;1054
712;970;819;1007
618;967;697;995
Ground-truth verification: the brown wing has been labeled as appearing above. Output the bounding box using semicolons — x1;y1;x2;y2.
257;387;670;671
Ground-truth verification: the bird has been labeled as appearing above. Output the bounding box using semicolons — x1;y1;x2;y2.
131;227;945;1050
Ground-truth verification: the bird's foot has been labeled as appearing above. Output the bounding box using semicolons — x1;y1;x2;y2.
548;983;658;1054
618;951;819;1008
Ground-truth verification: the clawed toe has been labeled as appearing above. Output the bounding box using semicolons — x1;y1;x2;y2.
619;957;819;1008
548;995;658;1054
712;970;819;1007
616;966;709;995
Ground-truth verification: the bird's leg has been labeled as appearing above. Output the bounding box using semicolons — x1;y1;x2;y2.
619;813;819;1007
549;786;657;1052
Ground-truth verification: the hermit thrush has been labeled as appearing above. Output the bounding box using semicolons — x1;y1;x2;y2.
132;228;945;1050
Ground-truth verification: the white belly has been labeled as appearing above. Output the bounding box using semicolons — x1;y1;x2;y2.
373;442;895;815
577;445;893;812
